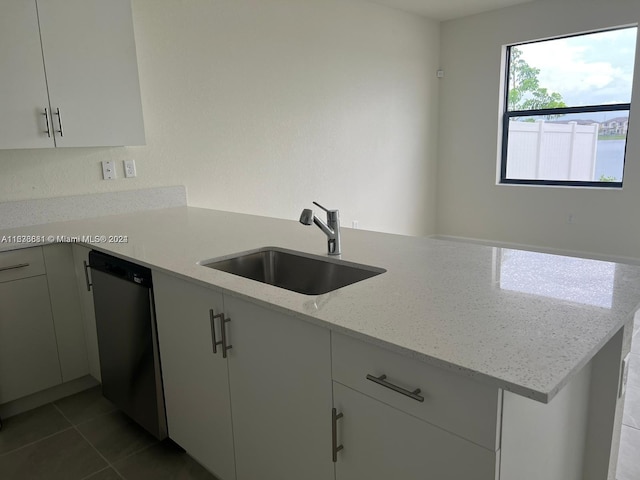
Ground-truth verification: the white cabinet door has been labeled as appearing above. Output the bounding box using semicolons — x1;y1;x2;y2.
71;245;101;382
37;0;145;147
333;382;498;480
44;244;89;382
0;276;62;403
154;271;236;480
224;295;334;480
0;0;54;149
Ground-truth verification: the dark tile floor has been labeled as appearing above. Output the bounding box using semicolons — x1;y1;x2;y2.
617;318;640;480
0;387;218;480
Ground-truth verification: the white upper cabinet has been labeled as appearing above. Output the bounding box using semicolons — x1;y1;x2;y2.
0;0;54;149
0;0;145;149
37;0;145;147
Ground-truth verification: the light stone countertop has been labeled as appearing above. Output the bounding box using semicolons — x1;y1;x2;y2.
2;206;639;403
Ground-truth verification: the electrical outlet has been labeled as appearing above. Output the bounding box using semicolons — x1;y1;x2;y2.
124;159;137;178
102;161;116;180
352;220;359;229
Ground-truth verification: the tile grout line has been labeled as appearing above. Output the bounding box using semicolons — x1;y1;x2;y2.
77;466;116;480
0;424;75;458
2;390;171;480
73;408;163;474
73;426;127;480
68;406;119;428
110;439;160;466
52;402;127;480
51;402;163;479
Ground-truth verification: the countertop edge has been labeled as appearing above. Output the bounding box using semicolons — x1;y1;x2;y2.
2;206;639;404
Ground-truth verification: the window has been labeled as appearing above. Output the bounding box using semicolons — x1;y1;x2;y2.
500;27;637;187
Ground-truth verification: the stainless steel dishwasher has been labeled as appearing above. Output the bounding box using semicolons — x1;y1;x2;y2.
89;250;167;439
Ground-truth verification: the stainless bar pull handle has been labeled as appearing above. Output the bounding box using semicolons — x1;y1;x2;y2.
332;408;344;462
83;261;92;291
210;311;224;354
0;263;29;273
220;314;232;358
366;374;424;403
54;108;64;137
43;108;51;137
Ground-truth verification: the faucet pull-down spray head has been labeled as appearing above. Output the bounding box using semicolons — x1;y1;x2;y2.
299;209;314;225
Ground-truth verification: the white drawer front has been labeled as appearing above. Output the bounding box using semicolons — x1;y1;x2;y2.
332;332;501;450
0;247;46;283
333;382;499;480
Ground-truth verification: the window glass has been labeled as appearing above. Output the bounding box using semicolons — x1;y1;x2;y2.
506;110;629;182
508;28;636;110
502;27;637;187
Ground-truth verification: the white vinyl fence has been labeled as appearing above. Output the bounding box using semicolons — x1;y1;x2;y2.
506;120;599;181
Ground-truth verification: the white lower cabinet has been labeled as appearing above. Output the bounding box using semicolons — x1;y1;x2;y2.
151;271;613;480
153;271;235;480
0;247;62;403
0;245;89;404
43;243;88;382
152;273;495;480
331;330;500;479
0;275;62;403
224;295;334;480
0;246;612;479
71;245;101;381
331;331;501;451
332;382;498;480
153;271;334;480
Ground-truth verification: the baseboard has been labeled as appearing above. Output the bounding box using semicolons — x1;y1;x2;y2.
0;375;99;419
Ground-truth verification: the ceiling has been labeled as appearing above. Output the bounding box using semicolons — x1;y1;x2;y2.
364;0;536;21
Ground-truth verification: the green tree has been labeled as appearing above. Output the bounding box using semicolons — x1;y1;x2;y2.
508;47;567;117
599;174;616;182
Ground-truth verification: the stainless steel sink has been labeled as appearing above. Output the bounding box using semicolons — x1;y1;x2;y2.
200;247;385;295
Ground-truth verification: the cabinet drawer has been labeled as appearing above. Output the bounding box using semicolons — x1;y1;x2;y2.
331;332;501;450
0;247;46;283
333;382;499;480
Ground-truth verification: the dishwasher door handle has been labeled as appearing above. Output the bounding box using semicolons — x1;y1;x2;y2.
83;261;93;291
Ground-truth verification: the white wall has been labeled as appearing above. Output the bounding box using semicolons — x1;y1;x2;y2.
437;0;640;259
0;0;440;236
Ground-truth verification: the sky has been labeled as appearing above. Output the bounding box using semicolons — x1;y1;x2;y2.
515;27;638;113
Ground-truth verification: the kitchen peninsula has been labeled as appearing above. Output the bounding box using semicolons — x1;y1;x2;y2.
1;202;638;480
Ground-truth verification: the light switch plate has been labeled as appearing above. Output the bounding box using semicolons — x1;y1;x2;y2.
124;159;137;178
102;161;116;180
